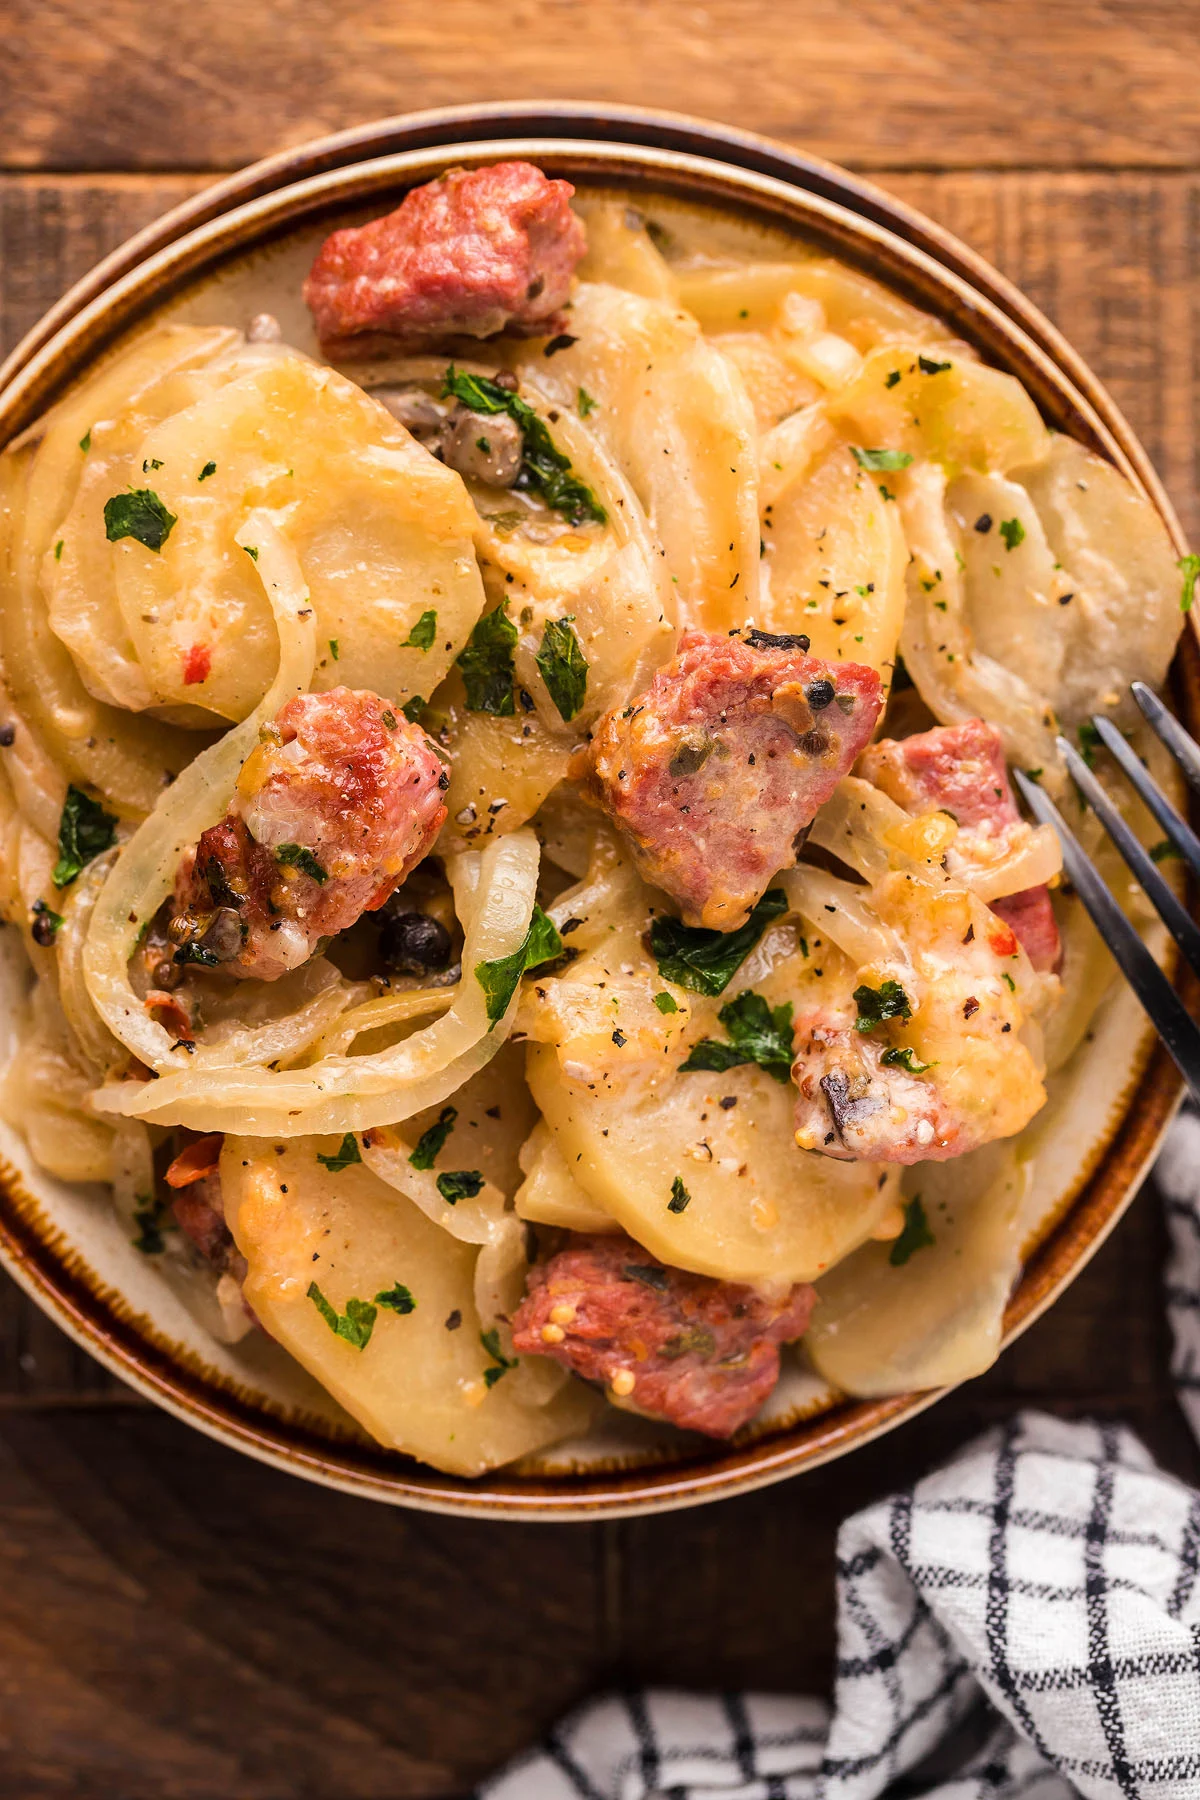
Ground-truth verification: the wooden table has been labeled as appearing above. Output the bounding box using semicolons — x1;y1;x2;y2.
2;5;1200;1793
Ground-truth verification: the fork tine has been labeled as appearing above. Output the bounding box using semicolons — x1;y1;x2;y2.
1013;769;1200;1103
1056;734;1200;982
1132;680;1200;795
1090;714;1200;882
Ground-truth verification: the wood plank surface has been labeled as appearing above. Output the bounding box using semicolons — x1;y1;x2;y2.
3;17;1200;1790
3;1;1200;175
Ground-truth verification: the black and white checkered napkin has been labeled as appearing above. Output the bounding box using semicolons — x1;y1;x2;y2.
481;1108;1200;1800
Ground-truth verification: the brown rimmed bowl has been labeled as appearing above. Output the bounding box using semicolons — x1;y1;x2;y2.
0;103;1193;1519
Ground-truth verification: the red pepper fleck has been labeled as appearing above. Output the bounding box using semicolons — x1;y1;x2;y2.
183;643;212;686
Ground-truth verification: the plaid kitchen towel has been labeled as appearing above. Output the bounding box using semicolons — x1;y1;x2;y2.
481;1110;1200;1800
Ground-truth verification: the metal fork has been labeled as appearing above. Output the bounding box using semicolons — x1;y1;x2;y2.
1013;683;1200;1102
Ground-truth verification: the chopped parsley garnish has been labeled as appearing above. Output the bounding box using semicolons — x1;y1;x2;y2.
52;785;117;887
1001;971;1017;992
653;991;679;1015
457;602;518;715
54;539;64;561
404;609;438;651
535;616;589;721
1150;839;1182;863
132;1194;173;1255
441;366;606;525
410;1105;458;1170
317;1133;362;1173
853;978;912;1033
577;386;598;417
999;517;1025;552
880;1045;934;1075
375;1283;417;1316
198;460;217;481
103;488;177;553
307;1282;377;1350
1077;720;1103;770
1179;553;1200;614
850;446;913;471
918;355;953;375
243;544;259;562
401;696;426;724
480;1326;518;1387
679;989;793;1083
649;889;787;997
79;430;91;453
475;904;563;1026
889;1196;936;1266
276;843;327;884
667;1175;692;1214
328;638;339;661
437;1170;485;1203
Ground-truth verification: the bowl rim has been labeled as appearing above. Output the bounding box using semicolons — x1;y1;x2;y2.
0;106;1188;1520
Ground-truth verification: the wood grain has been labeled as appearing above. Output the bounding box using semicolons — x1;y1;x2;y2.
3;1;1200;176
2;88;1199;1795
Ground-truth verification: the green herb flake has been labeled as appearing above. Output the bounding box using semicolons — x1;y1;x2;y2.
577;386;598;417
132;1194;173;1256
316;1132;362;1173
884;370;902;389
328;637;340;661
653;991;679;1015
54;539;64;561
880;1045;934;1075
401;696;426;724
475;904;564;1026
650;889;787;997
480;1326;518;1387
667;1175;692;1214
1077;720;1102;771
30;898;65;944
404;609;438;651
276;842;327;884
535;615;589;721
375;1283;416;1316
410;1105;458;1170
103;488;177;553
243;544;259;562
1001;971;1017;992
52;785;117;887
850;446;914;472
198;460;217;481
853;978;912;1033
1150;838;1182;863
679;989;794;1083
457;602;518;715
441;365;606;526
918;355;953;375
1179;553;1200;615
437;1169;485;1204
889;1196;936;1266
307;1282;377;1349
999;517;1025;552
79;430;92;453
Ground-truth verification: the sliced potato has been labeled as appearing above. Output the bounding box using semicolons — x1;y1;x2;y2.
514;282;760;631
514;1119;622;1234
677;259;941;348
222;1137;595;1476
576;199;680;303
828;344;1051;476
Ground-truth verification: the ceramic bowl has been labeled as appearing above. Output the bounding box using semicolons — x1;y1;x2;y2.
0;103;1192;1518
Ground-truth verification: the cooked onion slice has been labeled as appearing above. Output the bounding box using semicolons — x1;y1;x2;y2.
91;828;542;1135
81;511;317;1071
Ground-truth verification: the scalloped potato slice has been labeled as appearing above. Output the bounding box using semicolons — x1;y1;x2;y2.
576;199;680;303
677;260;941;345
828;345;1051;476
514;1120;621;1234
805;1142;1026;1395
514;282;760;631
527;1044;899;1286
102;354;484;721
759;438;908;679
221;1138;595;1476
